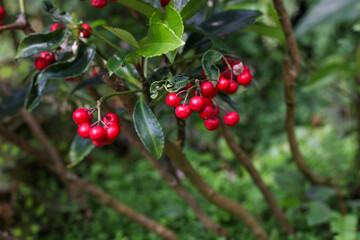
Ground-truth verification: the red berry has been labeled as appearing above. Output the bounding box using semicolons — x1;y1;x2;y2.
204;117;220;131
92;139;105;147
73;109;91;124
237;71;252;86
40;51;55;63
222;57;236;66
225;81;238;95
199;105;213;119
91;0;107;8
175;105;192;119
160;0;170;7
109;0;117;1
166;93;181;107
50;23;65;32
79;23;92;38
201;81;216;97
214;106;220;116
105;124;120;144
35;57;51;71
208;86;218;98
201;70;207;79
189;96;205;112
223;112;239;126
89;126;106;141
217;77;231;91
103;113;120;124
66;78;74;81
0;7;5;20
222;67;231;79
77;122;91;138
243;65;250;72
203;97;213;106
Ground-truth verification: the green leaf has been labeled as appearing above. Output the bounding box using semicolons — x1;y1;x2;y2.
295;0;360;36
302;64;339;92
181;0;207;22
306;201;331;226
167;75;190;92
306;186;336;202
103;26;139;49
217;92;238;110
0;88;28;121
16;28;67;58
25;45;96;111
133;97;164;159
137;23;185;57
116;0;161;18
331;213;358;240
164;6;184;38
107;50;136;74
201;50;223;80
68;135;95;168
242;23;285;45
70;73;105;95
150;80;168;99
165;49;178;63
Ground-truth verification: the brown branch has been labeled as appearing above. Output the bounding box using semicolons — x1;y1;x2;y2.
103;74;268;240
219;122;295;236
273;0;329;185
0;13;33;34
0;124;179;240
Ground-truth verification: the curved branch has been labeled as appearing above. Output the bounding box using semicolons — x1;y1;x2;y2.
0;13;33;34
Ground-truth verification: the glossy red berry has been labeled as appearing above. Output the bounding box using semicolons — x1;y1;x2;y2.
50;23;65;32
201;70;207;79
160;0;170;8
0;7;5;20
222;67;231;79
105;124;120;144
189;96;205;112
203;97;213;106
214;106;220;116
237;71;252;86
166;93;181;107
208;86;218;98
243;65;250;72
175;105;192;119
217;77;231;91
77;122;91;138
204;117;220;131
89;126;106;141
103;113;120;124
73;109;91;124
79;23;92;38
92;139;106;147
199;105;213;119
34;57;51;71
91;0;107;8
201;81;216;97
40;51;55;63
223;112;239;126
109;0;117;1
225;81;238;95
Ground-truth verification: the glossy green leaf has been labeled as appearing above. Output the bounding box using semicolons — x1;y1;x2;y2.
107;50;136;74
103;26;139;49
167;75;190;92
0;88;28;121
16;28;67;58
181;0;207;22
25;45;96;111
331;213;358;240
306;201;331;226
137;23;184;57
116;0;161;18
68;134;95;168
201;50;222;80
164;6;184;38
165;49;178;63
295;0;360;36
133;97;164;159
217;92;238;110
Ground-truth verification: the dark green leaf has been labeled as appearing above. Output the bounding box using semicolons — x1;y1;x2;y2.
201;50;223;80
167;75;190;92
16;28;67;58
116;0;161;18
150;80;168;99
68;135;95;168
217;92;238;110
24;73;44;111
306;201;331;226
181;0;207;22
0;88;28;121
133;97;164;159
70;73;105;95
103;26;139;49
306;186;336;202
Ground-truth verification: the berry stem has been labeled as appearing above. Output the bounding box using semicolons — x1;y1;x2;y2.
96;100;101;126
19;0;25;14
183;90;190;106
222;56;234;81
175;89;187;96
218;104;229;115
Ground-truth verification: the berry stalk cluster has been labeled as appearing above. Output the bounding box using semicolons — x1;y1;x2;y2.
72;108;121;147
165;59;252;131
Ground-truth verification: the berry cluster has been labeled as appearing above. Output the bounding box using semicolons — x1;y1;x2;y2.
0;6;6;32
72;109;121;147
35;51;56;71
165;59;252;131
80;0;117;9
